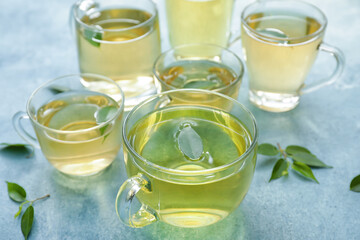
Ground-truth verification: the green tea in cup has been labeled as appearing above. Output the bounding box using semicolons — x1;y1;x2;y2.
116;89;257;228
72;0;161;111
13;74;124;176
241;0;344;112
153;44;244;100
165;0;234;47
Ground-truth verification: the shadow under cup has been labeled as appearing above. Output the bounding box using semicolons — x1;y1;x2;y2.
13;74;124;176
116;89;258;228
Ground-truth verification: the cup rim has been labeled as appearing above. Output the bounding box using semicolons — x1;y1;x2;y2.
72;0;158;33
123;88;258;175
152;43;245;93
26;73;125;134
241;0;327;44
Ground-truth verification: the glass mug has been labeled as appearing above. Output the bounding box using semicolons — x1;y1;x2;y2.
13;74;124;176
165;0;235;47
71;0;161;111
153;44;244;100
241;0;345;112
116;89;258;228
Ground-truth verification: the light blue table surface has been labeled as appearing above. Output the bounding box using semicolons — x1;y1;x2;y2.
1;0;359;239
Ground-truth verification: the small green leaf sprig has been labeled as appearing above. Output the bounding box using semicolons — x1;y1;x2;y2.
6;182;50;240
350;175;360;192
258;143;332;183
0;143;34;158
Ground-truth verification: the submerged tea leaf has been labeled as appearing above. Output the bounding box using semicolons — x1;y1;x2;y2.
96;106;117;137
291;152;332;168
84;28;102;47
291;162;319;183
96;106;118;124
269;158;289;182
6;182;27;203
183;80;218;90
21;205;34;240
178;125;203;160
258;143;279;156
350;175;360;192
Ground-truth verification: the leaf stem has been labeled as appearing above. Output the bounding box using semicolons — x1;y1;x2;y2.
277;143;287;159
30;194;50;204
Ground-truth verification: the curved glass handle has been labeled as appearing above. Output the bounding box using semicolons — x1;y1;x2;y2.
69;4;75;36
115;173;158;228
12;111;40;149
301;43;345;94
227;30;241;48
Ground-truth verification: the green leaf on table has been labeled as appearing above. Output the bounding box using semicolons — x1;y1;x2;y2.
0;143;31;150
6;181;27;203
269;158;289;182
350;174;360;192
1;143;34;158
258;143;279;156
291;161;319;183
84;28;102;47
49;85;70;94
183;81;218;90
178;125;203;160
21;205;34;240
291;152;332;168
285;145;311;156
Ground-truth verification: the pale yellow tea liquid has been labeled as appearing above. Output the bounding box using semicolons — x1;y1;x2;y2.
165;0;234;47
36;91;122;176
126;106;256;227
160;60;236;87
242;13;323;111
76;8;161;110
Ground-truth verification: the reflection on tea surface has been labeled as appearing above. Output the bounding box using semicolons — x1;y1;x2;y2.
76;8;160;109
36;91;122;176
126;106;255;227
159;60;237;91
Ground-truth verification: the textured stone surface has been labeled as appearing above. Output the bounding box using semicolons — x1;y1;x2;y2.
1;0;360;239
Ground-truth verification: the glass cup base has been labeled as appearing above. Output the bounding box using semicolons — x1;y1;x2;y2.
249;90;300;112
115;77;157;111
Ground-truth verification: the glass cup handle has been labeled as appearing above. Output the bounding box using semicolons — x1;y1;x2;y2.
301;43;345;94
115;173;158;228
12;111;40;149
227;31;241;48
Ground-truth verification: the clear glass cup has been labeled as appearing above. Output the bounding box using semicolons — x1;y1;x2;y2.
71;0;161;111
12;74;124;176
241;0;345;112
153;44;244;100
116;89;258;228
165;0;235;47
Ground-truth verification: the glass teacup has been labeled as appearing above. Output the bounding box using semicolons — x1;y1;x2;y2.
153;44;244;100
116;89;258;228
13;74;124;176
